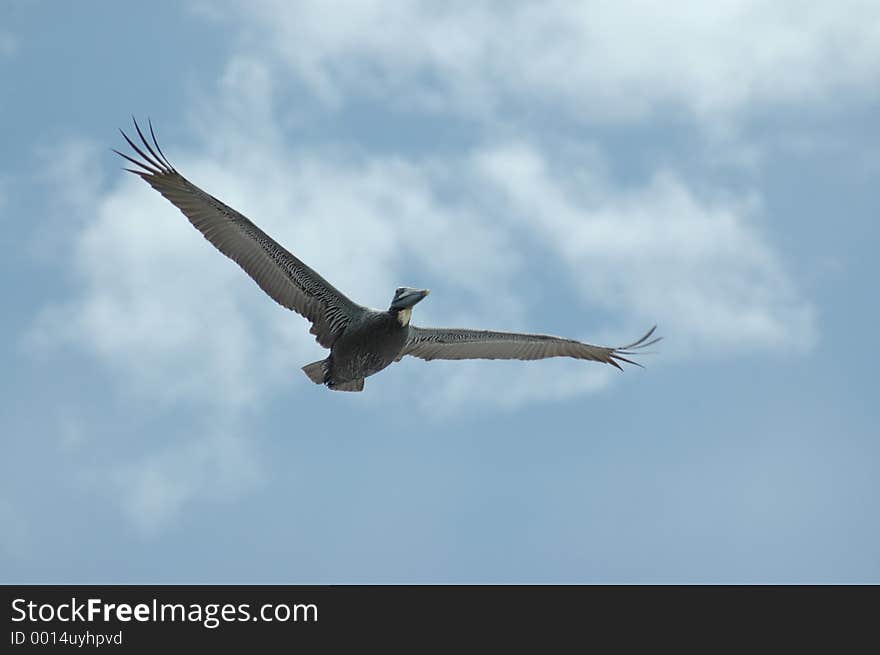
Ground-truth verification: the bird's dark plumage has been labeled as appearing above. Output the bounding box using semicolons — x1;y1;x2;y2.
116;119;661;392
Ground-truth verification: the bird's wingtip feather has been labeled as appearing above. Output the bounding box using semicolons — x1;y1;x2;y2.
114;116;176;176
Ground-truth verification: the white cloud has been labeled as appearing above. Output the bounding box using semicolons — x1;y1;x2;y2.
227;0;880;124
110;428;260;536
37;138;106;212
473;143;816;353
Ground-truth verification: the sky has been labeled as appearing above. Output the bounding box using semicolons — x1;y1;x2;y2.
1;1;878;583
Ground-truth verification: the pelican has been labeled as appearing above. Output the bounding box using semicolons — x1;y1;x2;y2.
115;119;660;392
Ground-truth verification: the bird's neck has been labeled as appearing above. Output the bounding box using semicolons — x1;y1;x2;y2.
395;308;412;326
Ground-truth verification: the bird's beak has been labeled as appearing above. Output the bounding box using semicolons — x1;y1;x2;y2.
408;288;429;306
392;288;430;310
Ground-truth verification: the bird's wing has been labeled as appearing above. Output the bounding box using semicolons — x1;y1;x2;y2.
114;119;362;348
400;325;660;370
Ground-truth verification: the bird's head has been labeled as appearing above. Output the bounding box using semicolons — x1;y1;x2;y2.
389;287;429;325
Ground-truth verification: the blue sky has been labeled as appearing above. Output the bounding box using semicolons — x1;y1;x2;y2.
2;1;878;582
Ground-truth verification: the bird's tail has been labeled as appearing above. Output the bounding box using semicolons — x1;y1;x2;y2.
301;359;327;384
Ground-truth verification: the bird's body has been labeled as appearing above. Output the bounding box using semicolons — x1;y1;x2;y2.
115;119;660;392
313;309;411;390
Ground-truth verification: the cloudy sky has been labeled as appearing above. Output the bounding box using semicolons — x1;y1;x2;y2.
2;1;878;582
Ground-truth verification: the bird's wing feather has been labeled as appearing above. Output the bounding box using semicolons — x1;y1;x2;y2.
115;118;362;348
400;325;660;370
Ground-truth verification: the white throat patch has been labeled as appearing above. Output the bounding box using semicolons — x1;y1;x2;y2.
396;308;412;326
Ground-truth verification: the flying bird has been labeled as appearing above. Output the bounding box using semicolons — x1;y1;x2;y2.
115;119;660;392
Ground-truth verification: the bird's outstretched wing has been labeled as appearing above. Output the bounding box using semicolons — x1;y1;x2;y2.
400;325;660;370
114;118;362;348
